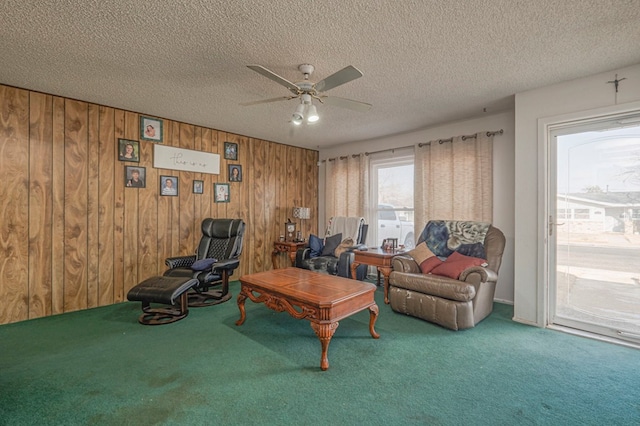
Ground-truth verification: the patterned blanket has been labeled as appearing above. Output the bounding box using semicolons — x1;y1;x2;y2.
418;220;490;259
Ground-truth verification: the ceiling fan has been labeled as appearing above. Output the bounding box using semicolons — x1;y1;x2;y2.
242;63;372;124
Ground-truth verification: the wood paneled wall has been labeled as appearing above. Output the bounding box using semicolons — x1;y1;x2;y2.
0;85;319;325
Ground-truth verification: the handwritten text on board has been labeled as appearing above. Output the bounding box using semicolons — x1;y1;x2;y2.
153;145;220;174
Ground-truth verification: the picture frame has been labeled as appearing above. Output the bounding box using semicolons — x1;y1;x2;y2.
125;166;146;188
160;175;178;196
140;116;163;143
224;142;238;160
118;139;140;162
193;180;204;194
214;183;230;203
228;164;242;182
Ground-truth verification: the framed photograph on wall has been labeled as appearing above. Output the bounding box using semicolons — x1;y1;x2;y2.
160;175;178;196
224;142;238;160
118;139;139;162
228;164;242;182
125;166;146;188
193;180;204;194
140;116;163;143
214;183;230;203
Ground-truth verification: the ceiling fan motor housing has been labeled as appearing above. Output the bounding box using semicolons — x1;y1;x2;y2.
298;64;315;77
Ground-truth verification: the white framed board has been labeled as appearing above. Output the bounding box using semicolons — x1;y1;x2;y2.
153;144;220;175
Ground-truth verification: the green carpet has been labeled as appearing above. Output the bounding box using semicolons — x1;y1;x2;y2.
1;281;638;425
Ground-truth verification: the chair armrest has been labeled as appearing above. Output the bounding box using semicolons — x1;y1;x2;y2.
391;255;421;274
212;258;240;272
459;266;498;283
295;247;312;267
165;255;196;269
336;251;355;278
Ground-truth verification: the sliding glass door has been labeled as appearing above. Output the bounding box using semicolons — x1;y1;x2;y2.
549;114;640;344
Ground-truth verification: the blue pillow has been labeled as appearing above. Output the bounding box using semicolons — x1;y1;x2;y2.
309;234;324;258
191;258;217;271
321;233;343;257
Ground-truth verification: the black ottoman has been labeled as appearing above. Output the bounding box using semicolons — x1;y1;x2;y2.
127;276;199;325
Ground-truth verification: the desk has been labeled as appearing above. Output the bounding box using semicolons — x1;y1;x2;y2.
272;241;306;268
351;248;402;304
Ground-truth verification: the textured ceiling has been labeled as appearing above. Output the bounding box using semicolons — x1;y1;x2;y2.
2;0;640;149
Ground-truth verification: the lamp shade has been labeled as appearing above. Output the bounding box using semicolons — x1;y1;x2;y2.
292;103;305;125
306;104;319;123
293;207;310;220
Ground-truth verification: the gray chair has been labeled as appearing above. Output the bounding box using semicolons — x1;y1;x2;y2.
295;218;369;280
164;218;245;306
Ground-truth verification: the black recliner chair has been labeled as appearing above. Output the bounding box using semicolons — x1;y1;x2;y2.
164;218;245;306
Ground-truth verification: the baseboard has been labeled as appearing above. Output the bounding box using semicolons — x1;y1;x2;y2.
512;316;540;327
547;325;640;350
493;298;513;305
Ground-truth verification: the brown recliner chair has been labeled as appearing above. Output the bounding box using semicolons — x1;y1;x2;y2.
389;221;505;330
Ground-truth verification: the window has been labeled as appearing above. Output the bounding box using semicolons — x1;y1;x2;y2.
370;150;415;248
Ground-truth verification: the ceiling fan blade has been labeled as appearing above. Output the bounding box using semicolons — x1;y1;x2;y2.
247;65;300;94
322;96;372;112
239;96;293;106
314;65;363;93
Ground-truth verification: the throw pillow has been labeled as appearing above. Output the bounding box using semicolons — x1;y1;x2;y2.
321;233;343;257
309;234;324;258
419;256;444;274
334;237;355;258
191;258;217;271
430;251;486;279
407;242;436;265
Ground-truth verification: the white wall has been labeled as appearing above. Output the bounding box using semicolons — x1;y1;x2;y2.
319;110;516;303
514;63;640;326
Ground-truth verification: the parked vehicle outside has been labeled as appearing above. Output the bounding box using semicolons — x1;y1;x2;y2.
377;203;415;248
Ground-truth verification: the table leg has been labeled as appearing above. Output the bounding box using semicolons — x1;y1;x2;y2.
235;287;247;326
288;251;297;266
368;304;380;339
380;266;392;304
271;249;279;269
311;322;339;371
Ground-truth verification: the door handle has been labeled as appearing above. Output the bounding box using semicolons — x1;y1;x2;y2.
549;216;565;236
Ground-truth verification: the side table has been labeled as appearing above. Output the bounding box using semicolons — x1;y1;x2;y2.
272;241;307;269
351;248;402;304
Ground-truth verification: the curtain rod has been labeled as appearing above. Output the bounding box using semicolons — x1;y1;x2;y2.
321;129;503;163
417;129;503;147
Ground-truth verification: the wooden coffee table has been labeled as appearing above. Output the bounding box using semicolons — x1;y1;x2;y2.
236;268;379;370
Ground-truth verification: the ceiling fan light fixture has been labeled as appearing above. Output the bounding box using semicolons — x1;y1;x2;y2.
306;104;319;123
292;103;305;125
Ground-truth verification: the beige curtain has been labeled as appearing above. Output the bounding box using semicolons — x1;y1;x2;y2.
325;154;369;221
414;132;493;228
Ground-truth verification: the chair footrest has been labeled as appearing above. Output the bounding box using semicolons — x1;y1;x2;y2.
127;276;199;325
127;276;199;305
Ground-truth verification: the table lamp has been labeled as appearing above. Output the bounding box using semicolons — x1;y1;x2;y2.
292;207;310;242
